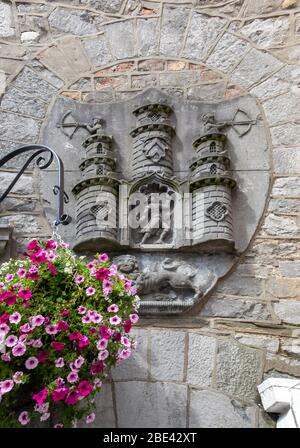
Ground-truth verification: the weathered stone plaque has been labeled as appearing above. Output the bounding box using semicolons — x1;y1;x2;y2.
40;88;270;315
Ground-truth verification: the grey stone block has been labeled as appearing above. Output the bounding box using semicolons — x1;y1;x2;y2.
278;261;300;278
271;123;300;146
115;381;187;428
273;148;300;175
13;68;57;102
0;171;33;195
27;60;64;89
186;82;226;101
159;6;190;56
252;64;300;100
112;328;149;381
150;330;185;381
1;87;48;119
88;0;123;13
215;340;263;400
263;214;298;237
239;17;289;49
105;21;136;59
274;301;300;325
189;389;256;428
0;214;47;235
137;18;159;57
201;297;272;320
263;92;300;125
235;334;279;353
0;111;40;143
183;13;226;61
83;35;113;67
187;333;216;387
0;1;14;37
272;177;300;197
207;33;250;73
78;382;116;428
217;275;263;297
48;7;98;36
231;48;283;89
0;196;37;213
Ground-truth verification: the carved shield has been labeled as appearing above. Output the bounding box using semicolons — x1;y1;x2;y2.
40;88;270;315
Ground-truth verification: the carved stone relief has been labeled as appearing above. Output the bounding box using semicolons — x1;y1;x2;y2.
40;88;270;315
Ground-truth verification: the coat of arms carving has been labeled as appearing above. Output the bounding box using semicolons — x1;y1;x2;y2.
40;88;270;315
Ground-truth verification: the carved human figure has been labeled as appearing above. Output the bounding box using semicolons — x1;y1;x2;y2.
86;117;103;134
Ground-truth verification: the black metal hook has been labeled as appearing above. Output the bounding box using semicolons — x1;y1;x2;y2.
0;144;72;226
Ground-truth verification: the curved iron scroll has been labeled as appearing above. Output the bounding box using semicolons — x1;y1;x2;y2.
0;144;71;226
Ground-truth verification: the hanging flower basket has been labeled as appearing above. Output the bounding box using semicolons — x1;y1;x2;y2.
0;239;140;428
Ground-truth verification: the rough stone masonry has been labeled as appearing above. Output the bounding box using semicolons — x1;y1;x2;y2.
0;0;299;428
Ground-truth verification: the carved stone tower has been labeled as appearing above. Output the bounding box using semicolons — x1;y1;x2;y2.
72;129;120;251
130;103;175;178
190;132;236;250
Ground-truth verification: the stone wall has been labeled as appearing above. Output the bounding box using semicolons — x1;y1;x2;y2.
0;0;299;428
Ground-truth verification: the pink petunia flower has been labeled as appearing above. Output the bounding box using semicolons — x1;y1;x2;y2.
5;335;18;347
121;336;130;347
32;388;48;407
25;356;39;370
27;239;40;252
109;315;121;325
20;323;31;334
129;313;139;324
98;253;109;262
95;267;109;281
67;371;79;384
0;323;9;333
17;268;26;279
119;349;131;360
74;356;85;369
18;289;32;300
5;274;14;282
52;387;68;402
78;306;86;315
12;343;26;357
13;371;24;384
1;353;11;362
86;287;96;297
93;378;102;389
82;315;91;324
45;325;58;335
18;411;30;426
45;239;58;250
74;275;85;284
46;251;56;261
99;326;112;340
98;350;109;361
9;312;21;324
55;357;64;368
107;304;119;313
55;377;65;388
78;380;92;397
51;342;65;351
78;335;89;349
32;339;43;348
96;339;108;350
54;423;64;428
91;313;102;324
86;413;96;424
31;315;45;327
0;379;14;394
65;390;79;405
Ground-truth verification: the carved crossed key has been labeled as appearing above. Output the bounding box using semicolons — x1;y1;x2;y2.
203;109;260;137
57;110;103;139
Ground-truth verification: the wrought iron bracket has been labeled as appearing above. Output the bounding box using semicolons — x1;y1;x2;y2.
0;144;71;226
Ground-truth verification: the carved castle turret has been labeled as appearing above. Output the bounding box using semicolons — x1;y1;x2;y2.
190;127;236;250
72;122;120;252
